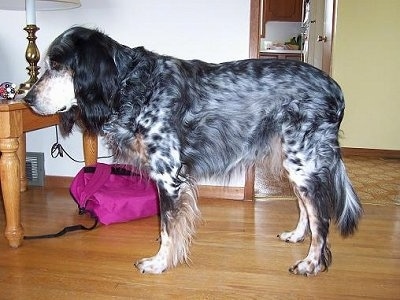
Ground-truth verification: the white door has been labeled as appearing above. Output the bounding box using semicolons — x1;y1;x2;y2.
302;0;334;74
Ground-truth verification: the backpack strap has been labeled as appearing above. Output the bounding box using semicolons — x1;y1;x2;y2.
23;164;111;240
23;217;98;240
79;163;112;203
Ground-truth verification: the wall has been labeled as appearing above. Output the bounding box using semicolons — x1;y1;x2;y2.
0;0;250;180
332;0;400;150
264;21;302;43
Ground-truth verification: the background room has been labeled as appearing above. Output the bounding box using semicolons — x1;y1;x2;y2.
0;1;399;298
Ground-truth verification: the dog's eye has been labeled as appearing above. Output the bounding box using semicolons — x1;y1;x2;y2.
50;61;62;70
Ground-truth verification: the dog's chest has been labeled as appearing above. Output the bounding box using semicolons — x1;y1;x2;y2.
103;107;174;166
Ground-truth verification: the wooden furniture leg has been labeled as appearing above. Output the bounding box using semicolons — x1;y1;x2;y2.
0;137;24;248
83;131;98;166
1;102;61;248
244;166;255;201
18;134;28;192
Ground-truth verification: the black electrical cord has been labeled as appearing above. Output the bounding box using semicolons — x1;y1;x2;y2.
50;126;112;162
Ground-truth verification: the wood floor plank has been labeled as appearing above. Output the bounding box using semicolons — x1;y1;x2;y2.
0;188;399;299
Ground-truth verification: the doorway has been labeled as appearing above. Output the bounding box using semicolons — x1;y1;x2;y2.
249;0;336;70
245;0;337;200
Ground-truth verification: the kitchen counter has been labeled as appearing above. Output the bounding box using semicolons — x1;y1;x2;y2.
260;49;302;54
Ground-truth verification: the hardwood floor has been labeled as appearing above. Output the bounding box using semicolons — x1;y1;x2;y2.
0;185;399;299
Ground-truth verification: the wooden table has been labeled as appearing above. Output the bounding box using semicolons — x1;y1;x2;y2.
0;101;98;248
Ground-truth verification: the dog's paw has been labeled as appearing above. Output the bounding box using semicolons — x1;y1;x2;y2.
288;258;325;276
277;230;306;243
134;256;168;274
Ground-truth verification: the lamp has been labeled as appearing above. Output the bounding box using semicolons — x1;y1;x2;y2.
0;0;81;94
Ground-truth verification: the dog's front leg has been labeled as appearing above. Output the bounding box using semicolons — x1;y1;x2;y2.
135;162;200;274
134;223;172;274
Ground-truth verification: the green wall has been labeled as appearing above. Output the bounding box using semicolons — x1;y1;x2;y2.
332;0;400;150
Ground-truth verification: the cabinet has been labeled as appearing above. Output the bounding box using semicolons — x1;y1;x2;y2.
264;0;303;22
259;52;302;61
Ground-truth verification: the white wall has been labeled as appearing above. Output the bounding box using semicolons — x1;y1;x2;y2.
264;21;302;43
0;0;250;182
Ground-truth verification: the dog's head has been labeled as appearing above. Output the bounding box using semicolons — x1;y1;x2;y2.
25;26;122;135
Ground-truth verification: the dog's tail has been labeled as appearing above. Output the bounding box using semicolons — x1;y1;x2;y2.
332;158;363;237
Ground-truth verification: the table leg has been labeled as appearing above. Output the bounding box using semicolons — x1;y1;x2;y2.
0;137;24;248
18;134;28;192
83;131;98;166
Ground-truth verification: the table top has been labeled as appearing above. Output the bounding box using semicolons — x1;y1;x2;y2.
0;95;30;111
0;96;59;136
0;101;29;111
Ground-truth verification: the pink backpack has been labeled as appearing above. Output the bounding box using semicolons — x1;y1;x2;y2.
70;163;159;225
24;163;159;240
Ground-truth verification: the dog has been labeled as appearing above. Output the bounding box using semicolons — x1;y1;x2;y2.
24;26;362;276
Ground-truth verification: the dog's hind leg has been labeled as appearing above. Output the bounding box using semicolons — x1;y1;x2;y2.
288;190;332;276
281;147;332;276
277;190;309;243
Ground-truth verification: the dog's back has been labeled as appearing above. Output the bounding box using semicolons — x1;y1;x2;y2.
163;58;344;176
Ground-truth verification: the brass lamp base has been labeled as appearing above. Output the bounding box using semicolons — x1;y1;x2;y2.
18;25;41;94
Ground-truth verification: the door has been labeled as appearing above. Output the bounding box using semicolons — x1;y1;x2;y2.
246;0;336;200
302;0;335;74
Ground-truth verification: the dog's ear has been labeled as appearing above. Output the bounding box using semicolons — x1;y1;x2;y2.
59;107;77;136
59;106;86;136
72;33;121;134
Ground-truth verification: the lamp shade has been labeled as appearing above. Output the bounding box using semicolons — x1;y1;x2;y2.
0;0;81;11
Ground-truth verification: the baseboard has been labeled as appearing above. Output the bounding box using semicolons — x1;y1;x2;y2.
45;176;73;189
341;147;400;159
197;185;244;200
44;176;245;200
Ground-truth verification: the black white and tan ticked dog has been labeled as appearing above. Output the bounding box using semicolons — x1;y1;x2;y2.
24;26;362;276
